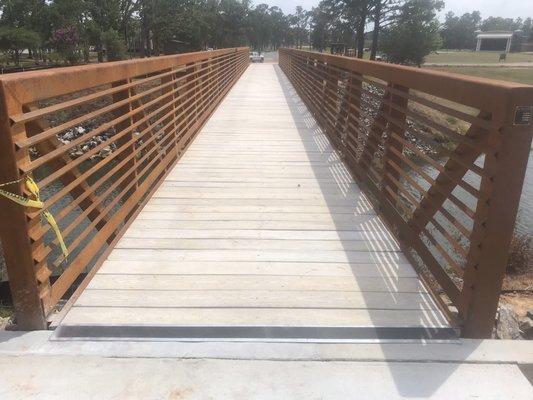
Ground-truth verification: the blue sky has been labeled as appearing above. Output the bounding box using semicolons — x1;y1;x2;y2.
265;0;532;19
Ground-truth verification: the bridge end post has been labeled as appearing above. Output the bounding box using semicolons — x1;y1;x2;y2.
462;89;533;338
0;83;47;330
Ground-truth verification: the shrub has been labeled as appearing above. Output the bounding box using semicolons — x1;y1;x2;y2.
50;26;80;65
103;30;127;61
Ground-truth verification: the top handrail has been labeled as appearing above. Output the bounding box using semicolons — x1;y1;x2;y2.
0;47;248;105
279;48;533;113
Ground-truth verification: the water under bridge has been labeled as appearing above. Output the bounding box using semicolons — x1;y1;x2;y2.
0;48;532;398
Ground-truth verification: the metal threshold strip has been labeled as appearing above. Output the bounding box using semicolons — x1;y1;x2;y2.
52;325;458;342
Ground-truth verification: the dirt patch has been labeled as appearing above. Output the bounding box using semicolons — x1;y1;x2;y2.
503;273;533;292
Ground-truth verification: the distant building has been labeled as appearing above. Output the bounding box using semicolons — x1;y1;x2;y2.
475;30;523;53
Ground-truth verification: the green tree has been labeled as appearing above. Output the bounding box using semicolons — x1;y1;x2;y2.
268;7;290;49
441;11;481;49
310;3;330;51
247;4;271;51
86;0;123;61
380;0;443;66
290;6;310;50
481;17;522;32
216;0;250;48
0;26;41;64
0;0;333;63
103;29;126;60
49;0;91;62
352;0;371;58
523;18;533;41
50;25;80;64
0;0;49;63
369;1;402;60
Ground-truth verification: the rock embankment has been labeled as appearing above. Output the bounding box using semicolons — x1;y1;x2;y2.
56;124;116;160
496;299;533;340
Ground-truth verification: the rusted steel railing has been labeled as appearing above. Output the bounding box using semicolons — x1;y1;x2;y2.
279;48;533;338
0;48;249;329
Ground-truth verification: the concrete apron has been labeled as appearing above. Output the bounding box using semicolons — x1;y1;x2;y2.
0;331;532;399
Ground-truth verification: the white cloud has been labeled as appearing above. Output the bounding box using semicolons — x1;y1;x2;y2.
439;0;532;19
263;0;532;19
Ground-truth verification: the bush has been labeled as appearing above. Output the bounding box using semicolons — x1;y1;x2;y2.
103;30;127;61
50;26;80;65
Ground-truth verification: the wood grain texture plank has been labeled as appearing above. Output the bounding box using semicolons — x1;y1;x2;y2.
86;274;426;293
96;260;416;277
76;289;439;310
107;248;410;264
122;229;395;241
116;237;401;252
62;306;449;327
128;219;392;231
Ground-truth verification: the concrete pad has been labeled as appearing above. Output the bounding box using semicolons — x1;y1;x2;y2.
0;355;531;399
1;331;533;364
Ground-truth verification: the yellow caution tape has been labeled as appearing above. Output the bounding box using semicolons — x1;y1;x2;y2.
42;211;68;258
0;176;69;259
0;177;44;208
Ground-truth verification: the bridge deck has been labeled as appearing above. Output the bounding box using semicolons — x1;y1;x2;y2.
56;64;452;340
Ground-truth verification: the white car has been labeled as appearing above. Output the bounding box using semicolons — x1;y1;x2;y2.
249;52;264;63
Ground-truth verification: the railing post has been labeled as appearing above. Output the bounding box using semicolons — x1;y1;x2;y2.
382;83;409;203
232;51;239;85
0;83;47;330
112;78;139;197
185;62;199;123
324;63;341;144
462;91;533;338
174;69;189;152
344;72;363;153
161;68;179;161
288;51;292;79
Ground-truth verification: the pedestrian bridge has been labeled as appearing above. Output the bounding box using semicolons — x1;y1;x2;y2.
0;48;531;343
56;62;451;341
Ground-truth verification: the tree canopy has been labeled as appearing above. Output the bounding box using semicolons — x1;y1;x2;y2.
380;0;443;66
441;13;533;50
0;0;302;65
307;0;441;61
0;0;532;67
441;11;481;50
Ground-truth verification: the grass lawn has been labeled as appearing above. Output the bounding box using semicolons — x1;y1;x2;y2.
416;66;533;136
426;66;533;86
408;64;533;139
424;51;533;65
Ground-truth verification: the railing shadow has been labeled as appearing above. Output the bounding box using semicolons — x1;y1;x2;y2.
272;63;478;397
